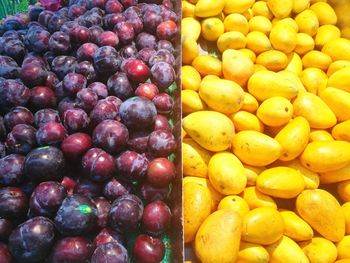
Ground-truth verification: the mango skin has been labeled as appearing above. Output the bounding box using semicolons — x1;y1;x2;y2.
300;237;338;263
280;210;314;242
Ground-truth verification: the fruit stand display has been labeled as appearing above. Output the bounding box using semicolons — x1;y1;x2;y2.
182;0;350;262
0;0;183;262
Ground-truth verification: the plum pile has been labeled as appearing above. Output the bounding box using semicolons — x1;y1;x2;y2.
0;0;178;262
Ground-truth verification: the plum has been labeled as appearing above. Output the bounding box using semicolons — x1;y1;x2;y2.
105;0;124;14
45;72;60;89
29;86;57;110
88;82;108;99
91;242;128;263
157;40;174;53
89;97;121;126
107;72;133;101
76;42;99;62
143;10;162;33
135;82;159;100
0;187;28;219
24;27;51;53
97;31;119;48
103;178;130;201
93;228;125;247
0;243;11;263
74;178;103;198
20;63;48;88
68;4;87;19
76;88;99;112
6;124;36;155
75;61;98;83
63;73;87;97
38;10;54;27
36;121;67;147
0;219;12;241
142;200;171;236
152;93;174;114
51;56;77;80
88;26;104;44
146;157;176;187
154;114;172;131
0;56;20;79
61;133;92;160
127;131;149;153
116;150;148;182
4;106;33;131
0;79;31;110
104;13;126;30
150;61;175;90
137;47;156;64
136;32;157;50
93;46;121;76
2;38;26;64
120;44;138;59
70;25;90;45
34;108;61;128
93;196;111;229
114;22;135;44
132;234;165;263
149;49;175;67
147;129;176;157
63;108;90;133
48;31;71;54
48;14;69;33
0;154;25;186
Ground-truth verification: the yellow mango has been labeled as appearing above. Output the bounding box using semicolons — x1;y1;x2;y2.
231;111;264;132
257;167;305;199
295;33;315;56
339;180;350;204
182;37;199;65
182;65;201;91
242;186;277;209
295;10;319;36
182;90;205;114
310;130;334;142
300;68;328;95
224;0;255;14
242;207;284;245
237;242;270;263
327;60;350;76
337;235;350;259
256;97;293;127
266;236;309;263
232;131;282;166
267;0;293;18
184;182;212;243
194;0;225;17
194;210;242;263
270;24;297;54
320;87;350;122
223;13;249;34
275;117;310;161
332;120;350;141
256;50;288;72
182;17;201;41
239;48;256;63
246;31;272;54
208;152;247;195
293;92;337;129
201;18;224;42
222;49;254;87
252;1;273;19
280;210;313;241
192;55;222;77
310;2;337;25
217;32;247;53
285;53;303;76
272;17;299;32
199;78;244;114
293;0;310;13
300;237;338;263
296;189;345;242
183;138;212;178
302;50;332;71
328;67;350;93
300;141;350;173
182;1;195;18
315;25;341;49
241;92;259;113
248;71;298;101
278;71;306;93
320;164;350;184
248;16;272;35
342;203;350;234
322;38;350;61
183;111;234;152
335;260;350;263
218;195;250;217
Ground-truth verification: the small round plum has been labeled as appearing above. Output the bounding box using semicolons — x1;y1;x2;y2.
146;157;176;187
63;108;90;133
61;133;92;161
93;197;111;229
142;200;171;236
0;154;25;186
0;187;28;219
135;83;159;100
132;234;165;263
36;121;67;147
116;150;148;182
91;242;128;263
6;124;37;155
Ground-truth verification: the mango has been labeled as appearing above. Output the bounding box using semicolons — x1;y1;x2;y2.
280;210;314;241
300;237;338;263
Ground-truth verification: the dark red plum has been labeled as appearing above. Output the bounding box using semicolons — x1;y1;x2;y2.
154;114;172;131
22;54;49;69
45;71;60;89
127;131;149;153
122;59;150;83
148;130;176;157
108;194;143;233
88;26;104;44
149;49;175;67
116;150;148;182
54;194;97;235
157;40;174;52
135;82;159;100
89;97;120;126
40;0;62;11
30;181;67;217
137;47;156;64
63;73;87;97
143;10;162;33
9;217;55;262
24;146;66;182
6;124;37;155
124;6;142;17
61;21;80;34
88;82;108;99
156;20;177;40
79;12;104;28
152;93;174;114
61;176;77;196
104;14;126;30
34;108;60;128
93;228;125;247
74;178;103;198
132;234;165;263
0;80;30;110
50;236;94;263
77;43;98;62
63;108;90;133
49;32;71;54
150;62;175;90
142;200;171;236
98;31;119;48
126;16;143;34
103;178;130;201
160;6;177;22
121;0;137;8
0;219;12;241
93;46;121;76
105;0;124;14
68;4;87;19
136;32;157;50
107;72;133;101
146;157;175;187
0;243;11;263
51;56;77;80
82;148;116;182
4;106;33;130
91;241;128;263
76;88;98;112
2;38;26;64
0;56;20;79
92;120;128;154
24;28;51;53
29;86;57;110
70;25;90;45
119;96;157;129
93;196;111;229
58;97;77;117
0;154;25;186
75;61;98;83
61;133;92;160
114;22;135;44
48;14;69;33
35;10;53;26
36;121;67;147
141;182;170;203
0;187;28;219
92;0;107;9
20;63;48;87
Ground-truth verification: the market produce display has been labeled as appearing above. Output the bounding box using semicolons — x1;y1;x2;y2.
0;0;180;262
182;0;350;262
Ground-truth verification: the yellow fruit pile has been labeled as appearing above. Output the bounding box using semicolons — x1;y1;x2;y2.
182;0;350;262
